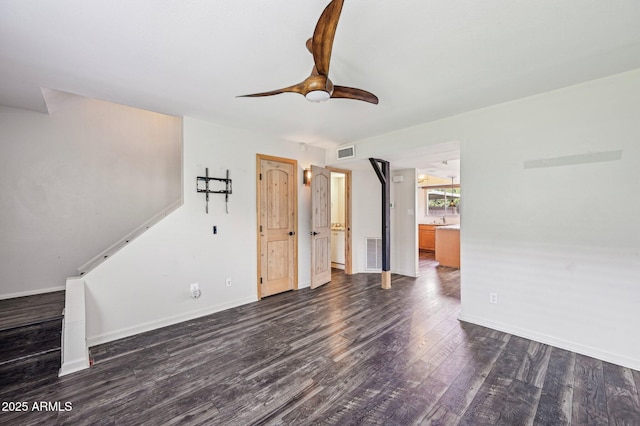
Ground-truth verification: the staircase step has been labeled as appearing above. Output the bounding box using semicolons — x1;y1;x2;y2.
0;291;65;397
0;349;61;398
0;291;65;331
0;317;63;364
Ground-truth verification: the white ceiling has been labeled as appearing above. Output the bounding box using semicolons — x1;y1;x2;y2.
2;0;640;164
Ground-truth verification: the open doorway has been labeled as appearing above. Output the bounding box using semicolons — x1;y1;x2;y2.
417;160;461;269
327;167;352;275
330;172;346;270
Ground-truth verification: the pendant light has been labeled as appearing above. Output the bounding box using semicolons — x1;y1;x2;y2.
449;176;456;208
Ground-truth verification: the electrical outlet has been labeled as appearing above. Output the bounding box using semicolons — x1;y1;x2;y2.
226;278;232;287
190;283;201;299
489;292;498;304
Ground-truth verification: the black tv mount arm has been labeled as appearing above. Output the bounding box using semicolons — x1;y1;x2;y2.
196;168;232;214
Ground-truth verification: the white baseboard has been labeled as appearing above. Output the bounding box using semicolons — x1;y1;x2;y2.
87;295;258;347
0;286;66;300
391;268;419;278
297;281;311;289
59;357;90;376
458;313;640;371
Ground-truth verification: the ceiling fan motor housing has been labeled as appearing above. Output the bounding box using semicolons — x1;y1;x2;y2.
304;75;334;102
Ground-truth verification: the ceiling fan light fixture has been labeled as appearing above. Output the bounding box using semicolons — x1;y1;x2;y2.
239;0;377;104
305;90;331;102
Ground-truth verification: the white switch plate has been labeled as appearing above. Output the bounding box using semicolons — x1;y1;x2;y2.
489;292;498;304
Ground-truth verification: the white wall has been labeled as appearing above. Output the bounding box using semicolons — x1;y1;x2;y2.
83;117;325;346
330;174;345;225
0;93;182;298
346;167;418;277
340;167;418;278
341;69;640;370
391;169;419;277
350;169;382;273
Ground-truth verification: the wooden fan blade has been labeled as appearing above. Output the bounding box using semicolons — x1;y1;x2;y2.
306;38;313;55
312;0;344;76
237;82;305;98
331;85;379;104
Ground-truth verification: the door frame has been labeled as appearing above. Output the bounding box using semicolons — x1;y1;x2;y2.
326;166;352;275
256;154;299;300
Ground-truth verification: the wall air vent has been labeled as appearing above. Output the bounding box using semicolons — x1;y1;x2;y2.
337;145;355;160
365;237;382;271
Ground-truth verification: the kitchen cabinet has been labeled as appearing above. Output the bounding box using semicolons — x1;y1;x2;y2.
418;225;437;251
331;230;345;265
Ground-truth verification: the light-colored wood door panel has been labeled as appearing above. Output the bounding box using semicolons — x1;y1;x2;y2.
311;165;331;288
266;169;290;229
257;155;297;298
314;236;330;275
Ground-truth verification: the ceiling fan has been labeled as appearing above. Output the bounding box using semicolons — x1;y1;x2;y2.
238;0;378;104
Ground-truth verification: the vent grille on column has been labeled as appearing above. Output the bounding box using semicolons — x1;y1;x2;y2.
365;237;382;271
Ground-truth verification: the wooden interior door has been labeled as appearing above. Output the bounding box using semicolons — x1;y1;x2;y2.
257;156;298;298
310;165;331;289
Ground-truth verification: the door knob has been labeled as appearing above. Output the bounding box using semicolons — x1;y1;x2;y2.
288;231;295;236
310;231;319;236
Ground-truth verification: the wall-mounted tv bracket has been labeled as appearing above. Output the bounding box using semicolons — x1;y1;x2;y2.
196;168;232;214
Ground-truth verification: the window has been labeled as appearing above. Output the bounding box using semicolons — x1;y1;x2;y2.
425;187;460;216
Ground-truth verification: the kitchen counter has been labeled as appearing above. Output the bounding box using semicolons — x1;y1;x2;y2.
435;225;460;268
437;224;460;230
419;223;455;251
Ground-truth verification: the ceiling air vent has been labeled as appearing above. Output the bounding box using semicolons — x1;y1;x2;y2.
337;145;355;160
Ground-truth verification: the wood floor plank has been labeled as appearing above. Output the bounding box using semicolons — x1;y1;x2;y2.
385;328;482;424
311;305;448;425
634;369;640;401
602;361;640;426
572;354;609;425
420;404;461;425
533;347;576;426
516;340;553;388
458;336;541;425
429;333;510;418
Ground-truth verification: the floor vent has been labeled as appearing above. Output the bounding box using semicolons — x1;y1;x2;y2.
365;237;382;271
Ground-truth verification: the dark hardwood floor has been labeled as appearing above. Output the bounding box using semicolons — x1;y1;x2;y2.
2;254;639;425
0;291;65;331
0;291;64;396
